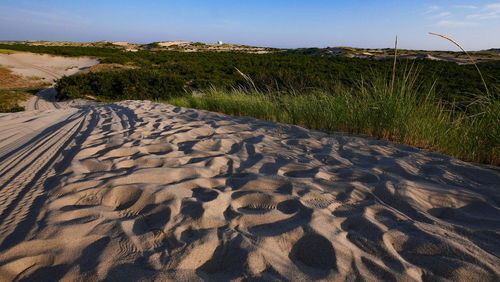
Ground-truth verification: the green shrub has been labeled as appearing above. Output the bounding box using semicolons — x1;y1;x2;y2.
56;69;187;101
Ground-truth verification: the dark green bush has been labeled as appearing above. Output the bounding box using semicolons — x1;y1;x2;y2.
56;69;187;101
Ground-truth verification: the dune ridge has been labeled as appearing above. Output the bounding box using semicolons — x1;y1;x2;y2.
0;100;499;281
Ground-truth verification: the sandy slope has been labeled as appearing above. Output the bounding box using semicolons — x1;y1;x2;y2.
0;100;498;281
0;52;98;83
0;52;99;112
19;88;98;112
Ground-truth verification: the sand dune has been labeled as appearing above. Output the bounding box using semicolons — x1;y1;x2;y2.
0;100;499;281
0;52;99;113
0;52;98;83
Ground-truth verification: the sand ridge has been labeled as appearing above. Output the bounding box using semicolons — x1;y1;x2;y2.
0;100;499;281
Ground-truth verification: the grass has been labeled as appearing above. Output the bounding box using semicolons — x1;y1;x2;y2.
0;87;42;112
0;66;48;89
0;49;16;54
166;66;499;165
0;67;47;112
167;34;499;165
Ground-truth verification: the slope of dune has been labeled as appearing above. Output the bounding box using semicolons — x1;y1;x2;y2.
0;99;499;281
0;52;99;83
0;52;99;114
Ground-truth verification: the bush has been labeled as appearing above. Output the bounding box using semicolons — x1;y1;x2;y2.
56;69;187;101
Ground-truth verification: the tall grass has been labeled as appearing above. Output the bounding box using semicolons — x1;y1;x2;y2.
167;66;499;165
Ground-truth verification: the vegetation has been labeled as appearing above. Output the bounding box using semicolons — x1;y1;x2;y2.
3;43;499;101
0;66;49;112
2;43;498;164
0;87;42;112
0;49;16;54
0;43;129;62
52;53;499;105
56;69;185;101
167;69;499;165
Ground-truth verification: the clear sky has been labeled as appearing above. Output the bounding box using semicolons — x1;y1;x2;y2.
1;0;499;50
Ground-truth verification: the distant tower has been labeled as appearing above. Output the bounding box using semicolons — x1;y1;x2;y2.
217;41;223;45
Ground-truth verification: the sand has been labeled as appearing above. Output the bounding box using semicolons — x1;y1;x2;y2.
0;98;498;281
0;52;99;83
158;41;192;47
0;52;99;112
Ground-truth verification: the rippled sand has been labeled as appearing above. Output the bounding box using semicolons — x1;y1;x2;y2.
0;100;499;281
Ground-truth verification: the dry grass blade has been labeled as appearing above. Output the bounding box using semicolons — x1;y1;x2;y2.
391;36;398;94
235;67;257;91
428;32;489;95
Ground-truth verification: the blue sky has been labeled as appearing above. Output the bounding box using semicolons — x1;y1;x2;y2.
1;0;499;50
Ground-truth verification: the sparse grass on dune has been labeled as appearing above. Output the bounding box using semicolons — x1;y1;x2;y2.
0;67;48;89
0;49;16;54
167;68;499;165
0;87;41;112
0;67;48;112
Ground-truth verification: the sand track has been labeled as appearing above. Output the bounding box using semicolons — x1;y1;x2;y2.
0;100;499;281
0;52;99;112
0;52;98;84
